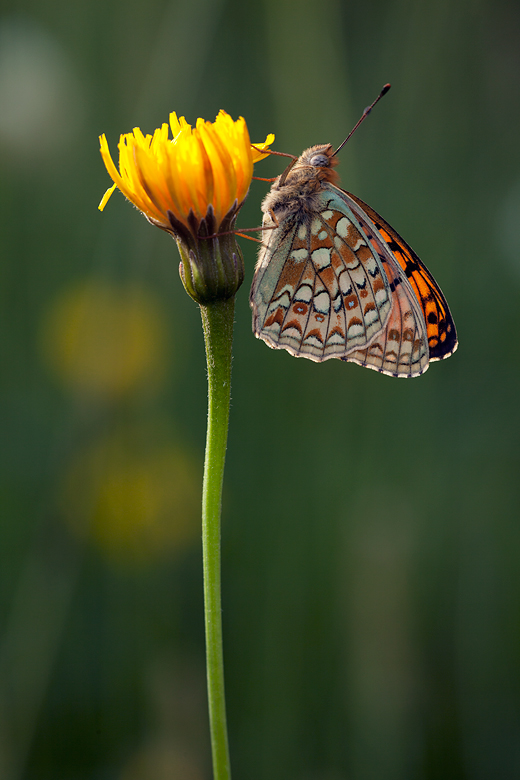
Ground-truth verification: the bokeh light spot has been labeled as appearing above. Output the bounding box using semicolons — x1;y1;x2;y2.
60;433;200;566
41;279;168;399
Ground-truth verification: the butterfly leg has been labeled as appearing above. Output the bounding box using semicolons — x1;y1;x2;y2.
200;224;277;241
268;209;280;227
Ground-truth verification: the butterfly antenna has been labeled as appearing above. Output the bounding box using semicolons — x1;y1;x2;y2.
251;145;297;161
332;83;391;157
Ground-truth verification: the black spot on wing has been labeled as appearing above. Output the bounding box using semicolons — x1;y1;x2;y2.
373;219;421;278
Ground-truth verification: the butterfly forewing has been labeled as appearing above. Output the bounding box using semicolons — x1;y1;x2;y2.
251;191;393;362
348;194;457;361
341;191;429;376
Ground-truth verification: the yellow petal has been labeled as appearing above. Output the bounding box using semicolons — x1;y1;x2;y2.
98;183;117;211
251;133;275;162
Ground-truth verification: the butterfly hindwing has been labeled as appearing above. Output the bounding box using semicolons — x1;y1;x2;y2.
251;190;393;362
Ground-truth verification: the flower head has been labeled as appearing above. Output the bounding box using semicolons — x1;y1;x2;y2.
99;111;272;232
99;111;273;303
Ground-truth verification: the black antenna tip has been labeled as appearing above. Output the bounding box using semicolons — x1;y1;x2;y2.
332;83;393;157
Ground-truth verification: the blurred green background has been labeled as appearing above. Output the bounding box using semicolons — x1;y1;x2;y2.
1;0;519;778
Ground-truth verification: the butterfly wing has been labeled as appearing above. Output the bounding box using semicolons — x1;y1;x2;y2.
347;193;458;362
250;189;393;362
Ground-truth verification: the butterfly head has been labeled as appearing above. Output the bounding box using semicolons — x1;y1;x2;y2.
280;143;340;189
298;144;338;170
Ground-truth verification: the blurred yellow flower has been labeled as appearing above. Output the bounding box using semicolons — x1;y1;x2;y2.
41;279;166;399
99;110;274;234
60;432;200;566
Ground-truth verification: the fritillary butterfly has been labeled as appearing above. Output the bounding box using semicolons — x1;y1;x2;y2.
250;92;457;378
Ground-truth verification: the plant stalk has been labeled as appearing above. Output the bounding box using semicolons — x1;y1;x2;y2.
199;297;234;780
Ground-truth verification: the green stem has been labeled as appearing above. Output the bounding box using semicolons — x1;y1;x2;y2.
199;297;234;780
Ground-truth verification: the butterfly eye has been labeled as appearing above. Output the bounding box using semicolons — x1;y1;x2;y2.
309;154;330;167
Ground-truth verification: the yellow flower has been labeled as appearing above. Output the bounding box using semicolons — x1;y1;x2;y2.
99;110;273;234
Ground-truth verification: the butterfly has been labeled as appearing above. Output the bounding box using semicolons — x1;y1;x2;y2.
250;119;457;378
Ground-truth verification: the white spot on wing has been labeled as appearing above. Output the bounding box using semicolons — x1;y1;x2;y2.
295;284;313;303
327;330;345;345
350;266;366;286
282;324;301;339
347;321;363;338
338;272;353;295
335;216;352;237
271;291;291;309
336;217;364;250
313;291;330;314
375;287;388;304
304;333;324;348
363;255;378;274
311;247;331;269
311;217;322;235
333;295;343;312
364;307;378;326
